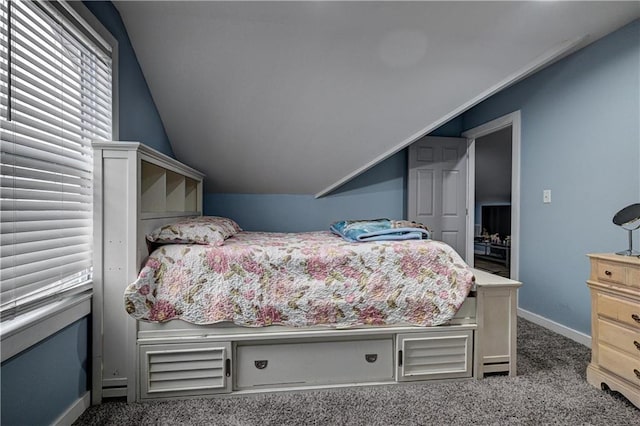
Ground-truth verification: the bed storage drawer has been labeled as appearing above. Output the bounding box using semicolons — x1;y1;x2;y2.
139;342;232;399
235;338;393;390
396;330;473;381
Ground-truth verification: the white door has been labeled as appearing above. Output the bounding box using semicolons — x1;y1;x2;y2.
408;136;467;258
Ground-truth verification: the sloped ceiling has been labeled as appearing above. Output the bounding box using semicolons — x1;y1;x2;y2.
113;1;639;196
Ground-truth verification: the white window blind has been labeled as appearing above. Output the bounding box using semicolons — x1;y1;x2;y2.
0;0;112;319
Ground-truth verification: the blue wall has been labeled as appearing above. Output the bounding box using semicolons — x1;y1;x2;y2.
463;20;640;334
206;150;407;232
205;119;463;232
1;318;89;426
83;1;174;157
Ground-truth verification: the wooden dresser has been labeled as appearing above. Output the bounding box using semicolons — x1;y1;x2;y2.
586;253;640;408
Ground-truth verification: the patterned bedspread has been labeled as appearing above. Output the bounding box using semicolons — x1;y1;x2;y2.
125;231;475;327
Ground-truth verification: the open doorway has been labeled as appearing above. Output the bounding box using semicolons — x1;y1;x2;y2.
462;111;521;280
472;127;512;277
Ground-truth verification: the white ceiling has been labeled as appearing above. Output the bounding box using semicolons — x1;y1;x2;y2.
113;1;639;196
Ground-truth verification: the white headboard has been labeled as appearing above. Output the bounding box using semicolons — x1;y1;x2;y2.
91;141;204;402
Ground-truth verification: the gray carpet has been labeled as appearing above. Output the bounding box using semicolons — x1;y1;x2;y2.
74;319;638;425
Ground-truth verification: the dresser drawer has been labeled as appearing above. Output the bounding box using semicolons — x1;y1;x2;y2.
629;267;640;290
595;261;627;285
235;338;393;390
597;293;640;330
598;343;640;386
598;318;640;359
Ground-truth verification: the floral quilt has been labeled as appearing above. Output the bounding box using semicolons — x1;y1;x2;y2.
124;231;475;327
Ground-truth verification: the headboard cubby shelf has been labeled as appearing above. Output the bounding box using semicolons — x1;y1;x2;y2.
140;164;202;218
92;141;205;403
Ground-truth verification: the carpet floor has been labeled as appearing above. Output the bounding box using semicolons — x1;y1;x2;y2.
74;318;638;425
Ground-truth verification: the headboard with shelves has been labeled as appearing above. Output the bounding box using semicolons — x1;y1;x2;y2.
140;160;201;216
92;141;204;403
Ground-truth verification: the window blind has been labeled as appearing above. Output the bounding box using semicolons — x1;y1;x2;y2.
0;0;112;319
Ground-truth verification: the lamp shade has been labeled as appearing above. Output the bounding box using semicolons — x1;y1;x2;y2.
613;203;640;255
613;203;640;230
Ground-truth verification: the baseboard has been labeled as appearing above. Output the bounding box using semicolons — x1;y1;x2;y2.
518;308;591;348
53;391;90;426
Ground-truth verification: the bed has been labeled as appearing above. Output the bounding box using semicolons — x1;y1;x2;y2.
92;141;522;403
126;227;475;328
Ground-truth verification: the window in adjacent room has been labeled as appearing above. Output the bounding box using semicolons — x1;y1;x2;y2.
0;0;113;321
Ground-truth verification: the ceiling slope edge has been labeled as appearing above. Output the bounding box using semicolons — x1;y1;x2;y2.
314;34;590;199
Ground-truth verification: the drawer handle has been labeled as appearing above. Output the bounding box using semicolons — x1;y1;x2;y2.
254;360;268;369
635;369;640;380
632;314;640;324
635;341;640;351
365;354;378;363
604;270;612;276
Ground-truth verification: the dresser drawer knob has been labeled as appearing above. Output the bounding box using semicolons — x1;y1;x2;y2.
604;270;612;276
635;341;640;351
635;369;640;380
632;314;640;324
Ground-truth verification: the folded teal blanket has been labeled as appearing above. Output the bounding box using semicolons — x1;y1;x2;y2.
330;218;430;242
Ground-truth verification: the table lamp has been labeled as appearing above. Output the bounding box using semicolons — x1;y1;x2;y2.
613;203;640;256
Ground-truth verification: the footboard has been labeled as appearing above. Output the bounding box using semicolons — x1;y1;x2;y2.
474;269;521;377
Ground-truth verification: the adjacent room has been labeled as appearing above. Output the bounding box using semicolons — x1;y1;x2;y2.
1;1;639;424
473;127;513;278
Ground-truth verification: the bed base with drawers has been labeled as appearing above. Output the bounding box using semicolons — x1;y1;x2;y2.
92;141;521;403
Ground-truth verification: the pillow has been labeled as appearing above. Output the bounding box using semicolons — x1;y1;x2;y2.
146;216;242;246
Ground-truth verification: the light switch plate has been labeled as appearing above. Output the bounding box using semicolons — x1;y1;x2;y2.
543;189;551;204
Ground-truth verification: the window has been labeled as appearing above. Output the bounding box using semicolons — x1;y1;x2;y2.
0;0;113;320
